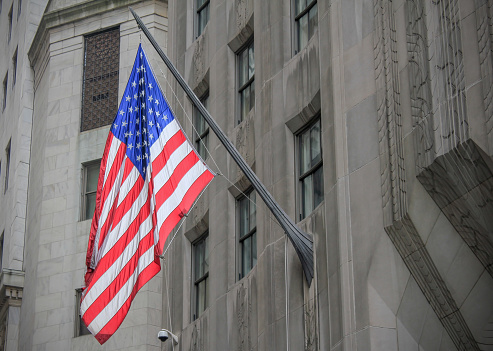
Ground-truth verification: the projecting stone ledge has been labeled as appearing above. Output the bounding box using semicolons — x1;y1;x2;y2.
417;139;493;278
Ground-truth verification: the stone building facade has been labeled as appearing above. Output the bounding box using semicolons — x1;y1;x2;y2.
0;0;492;350
162;0;493;350
1;0;169;350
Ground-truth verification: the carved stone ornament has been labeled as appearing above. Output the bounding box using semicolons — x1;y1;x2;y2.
374;0;480;349
236;283;251;351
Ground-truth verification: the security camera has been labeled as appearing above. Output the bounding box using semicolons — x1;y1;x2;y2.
158;329;178;345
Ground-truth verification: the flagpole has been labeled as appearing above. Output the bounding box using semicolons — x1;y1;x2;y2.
129;7;314;285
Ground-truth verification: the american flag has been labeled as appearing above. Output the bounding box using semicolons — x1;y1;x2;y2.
80;44;215;344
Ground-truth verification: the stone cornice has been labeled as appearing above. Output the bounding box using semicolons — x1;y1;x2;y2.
28;0;164;66
0;269;24;320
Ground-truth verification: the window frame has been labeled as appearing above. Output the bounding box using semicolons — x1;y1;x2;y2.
293;0;318;53
196;0;210;38
192;232;209;320
2;73;8;112
4;139;11;194
297;117;323;219
81;160;101;221
194;94;210;160
237;188;257;280
0;231;4;273
237;39;255;124
8;5;13;42
12;48;17;88
74;288;91;337
80;27;120;132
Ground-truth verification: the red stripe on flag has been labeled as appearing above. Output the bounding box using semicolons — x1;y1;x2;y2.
154;151;199;205
84;187;150;299
157;170;214;251
86;136;125;282
82;228;155;326
151;129;186;175
93;256;160;344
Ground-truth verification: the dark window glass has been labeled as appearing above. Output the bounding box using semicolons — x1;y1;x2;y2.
238;189;256;279
195;95;209;160
8;5;13;42
81;28;120;132
299;118;323;218
238;41;255;123
2;73;7;111
4;140;10;193
197;0;210;37
294;0;317;52
83;161;101;220
193;234;209;319
0;232;4;272
75;289;91;337
12;48;17;87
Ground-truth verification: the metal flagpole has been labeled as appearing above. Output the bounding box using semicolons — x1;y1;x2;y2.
129;7;314;285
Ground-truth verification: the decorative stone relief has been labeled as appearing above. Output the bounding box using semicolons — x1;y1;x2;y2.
407;0;493;279
374;0;481;349
190;322;203;351
303;282;317;351
374;0;406;226
477;0;493;152
236;0;250;31
234;114;255;182
236;283;251;351
193;34;207;88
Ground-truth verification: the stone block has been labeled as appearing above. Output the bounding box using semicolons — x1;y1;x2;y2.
39;225;65;245
460;271;493;346
445;242;484;307
32;325;60;346
49;271;73;294
44;340;70;351
36;257;64;278
396;318;419;351
425;213;462;276
341;0;374;51
35;293;62;313
397;277;428;342
346;94;379;172
343;34;376;110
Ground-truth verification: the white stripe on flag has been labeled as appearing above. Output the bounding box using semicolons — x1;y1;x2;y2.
156;161;207;220
150;119;180;162
81;215;153;316
87;245;155;335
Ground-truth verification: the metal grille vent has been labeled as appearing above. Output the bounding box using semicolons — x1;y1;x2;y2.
81;28;120;132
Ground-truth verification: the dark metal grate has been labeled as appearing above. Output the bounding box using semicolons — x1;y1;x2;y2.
81;28;120;132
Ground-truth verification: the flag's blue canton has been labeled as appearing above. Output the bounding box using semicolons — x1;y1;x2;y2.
111;44;175;179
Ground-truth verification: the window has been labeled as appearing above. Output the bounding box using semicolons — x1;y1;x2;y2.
194;95;209;159
0;232;3;272
193;233;209;319
82;160;101;220
4;140;10;194
294;0;318;52
17;0;21;19
196;0;210;37
8;5;13;42
75;288;91;336
2;73;7;111
238;189;256;279
238;40;254;123
12;48;17;87
81;28;120;132
298;118;323;219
